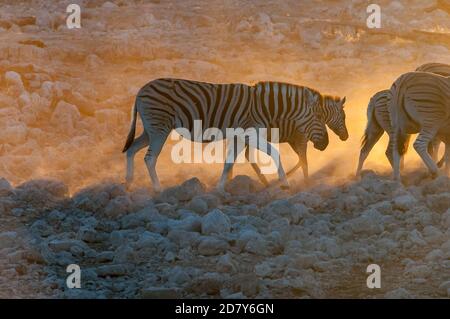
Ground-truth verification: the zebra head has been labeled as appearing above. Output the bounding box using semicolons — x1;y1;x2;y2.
323;96;348;141
305;89;329;151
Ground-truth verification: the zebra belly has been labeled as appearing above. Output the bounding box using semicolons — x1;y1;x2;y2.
173;122;228;143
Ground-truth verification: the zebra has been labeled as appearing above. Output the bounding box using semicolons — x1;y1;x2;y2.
244;94;347;185
122;78;329;192
356;63;450;176
416;62;450;75
389;71;450;181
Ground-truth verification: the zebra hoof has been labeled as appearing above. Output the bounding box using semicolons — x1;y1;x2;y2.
152;186;162;194
124;181;133;191
430;171;439;179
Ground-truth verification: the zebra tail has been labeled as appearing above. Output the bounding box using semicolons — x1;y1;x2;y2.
361;97;376;150
122;99;138;153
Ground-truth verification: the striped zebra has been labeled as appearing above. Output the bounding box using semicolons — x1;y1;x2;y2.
416;62;450;75
389;71;450;181
122;78;329;191
356;63;450;175
245;93;347;185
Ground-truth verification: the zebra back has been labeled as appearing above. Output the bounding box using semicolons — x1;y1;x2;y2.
389;72;450;137
416;62;450;76
137;78;255;141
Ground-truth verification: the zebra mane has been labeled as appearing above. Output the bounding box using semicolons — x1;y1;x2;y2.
253;81;323;98
322;95;342;103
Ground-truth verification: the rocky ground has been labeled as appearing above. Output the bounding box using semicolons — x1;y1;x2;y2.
0;0;449;298
0;171;449;298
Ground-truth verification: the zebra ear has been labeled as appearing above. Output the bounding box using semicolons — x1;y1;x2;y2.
341;96;346;107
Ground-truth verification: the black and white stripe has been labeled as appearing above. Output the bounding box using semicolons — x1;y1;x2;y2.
122;78;329;191
247;88;346;183
357;63;450;176
389;71;450;180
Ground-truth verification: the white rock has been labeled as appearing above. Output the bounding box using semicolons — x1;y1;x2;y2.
30;220;53;237
224;292;246;299
442;209;450;228
140;287;180;299
245;239;269;255
408;229;427;246
225;175;260;195
168;215;202;233
102;1;118;9
237;229;263;249
48;239;88;252
0;123;27;145
103;195;132;218
261;199;306;223
18;91;31;108
94;109;124;126
422;226;444;244
384;288;414;299
40;81;54;99
439;281;450;295
393;194;417;211
348;209;384;235
85;54;104;69
113;244;135;263
425;249;444;262
0;178;13;196
51;100;81;134
217;253;236;272
404;264;432;278
5;71;24;94
166;266;190;285
0;231;18;249
201;209;231;235
197;236;229;256
96;264;132;277
187;197;208;215
160;178;205;203
289;192;322;209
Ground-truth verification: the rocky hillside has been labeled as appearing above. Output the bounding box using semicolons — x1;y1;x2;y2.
0;171;449;298
0;0;449;298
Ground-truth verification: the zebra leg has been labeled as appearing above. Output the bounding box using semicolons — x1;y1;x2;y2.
437;142;447;168
125;133;149;187
245;146;269;186
254;136;289;189
391;131;405;182
387;133;410;172
399;134;411;170
442;142;450;175
385;134;395;169
413;130;440;178
217;139;242;191
144;131;169;192
429;138;440;162
287;138;308;180
356;125;384;176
